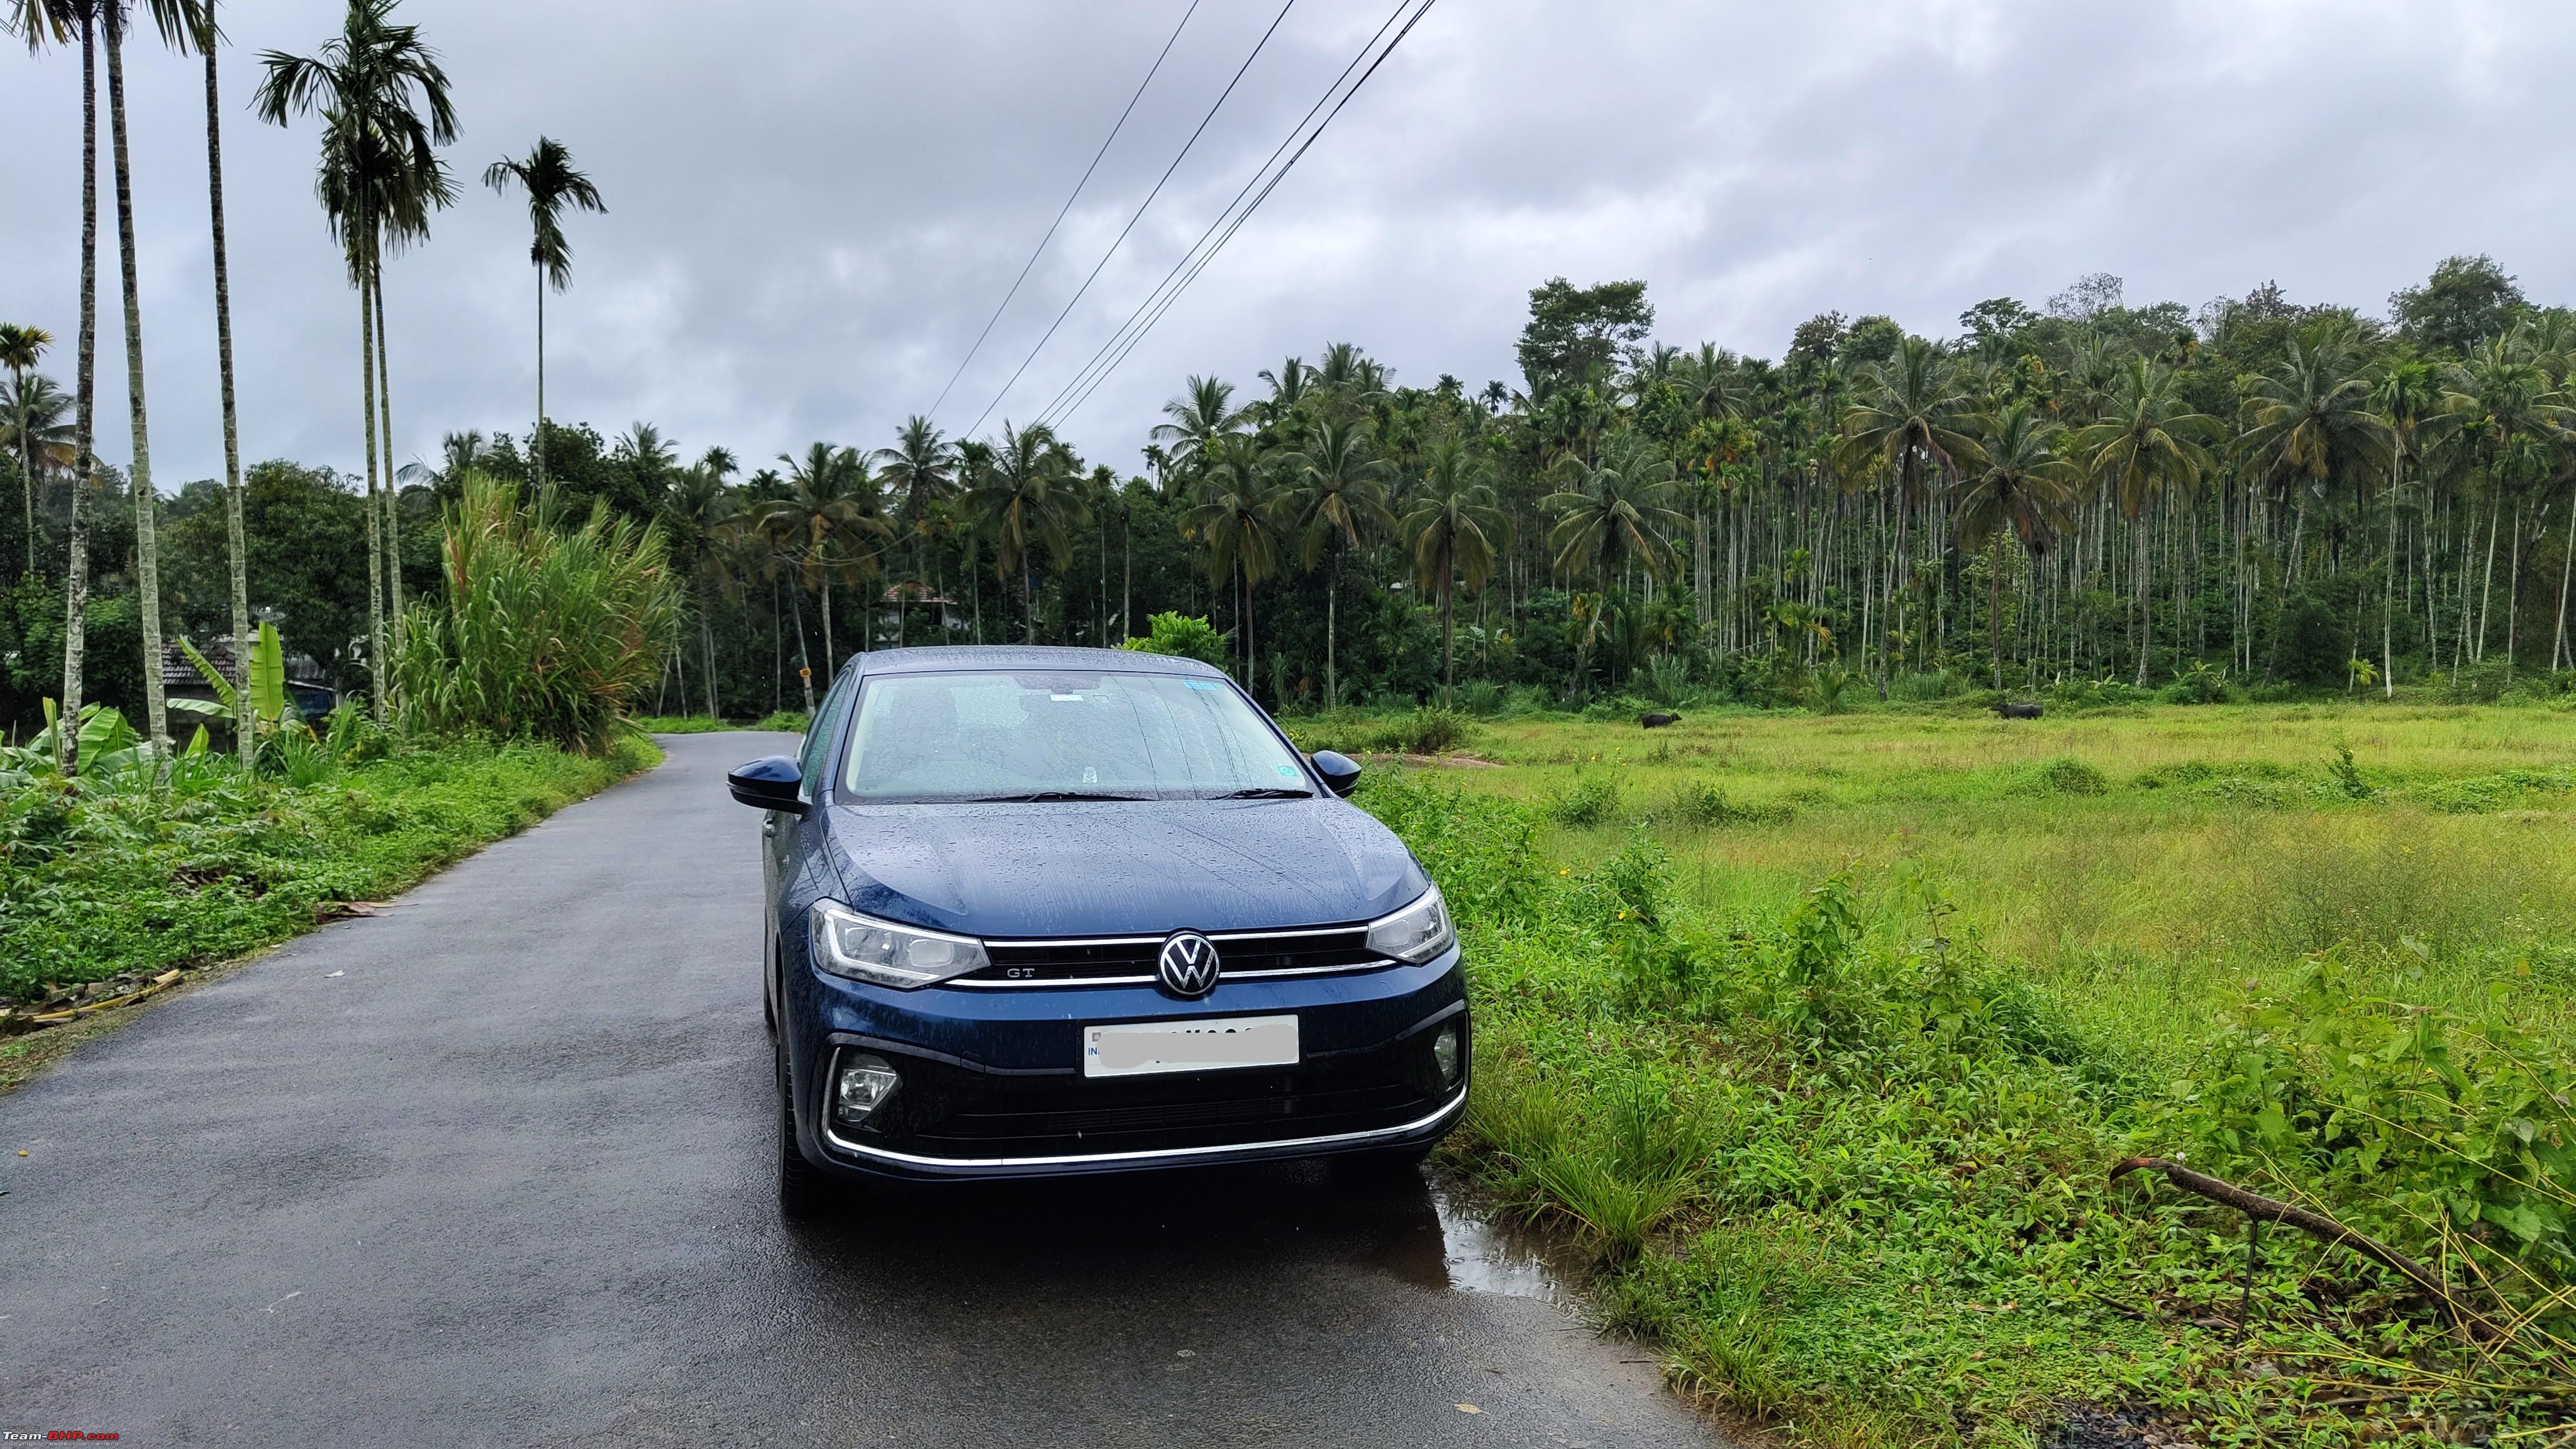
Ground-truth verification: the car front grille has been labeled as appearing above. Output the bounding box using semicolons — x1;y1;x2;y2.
831;1027;1458;1161
952;924;1384;987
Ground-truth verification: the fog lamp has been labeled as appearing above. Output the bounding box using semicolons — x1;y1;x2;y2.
835;1052;901;1124
1431;1021;1463;1089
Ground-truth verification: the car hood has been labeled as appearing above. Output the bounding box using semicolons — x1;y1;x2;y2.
820;797;1428;938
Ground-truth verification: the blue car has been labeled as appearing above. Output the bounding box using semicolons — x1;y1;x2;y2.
728;645;1467;1211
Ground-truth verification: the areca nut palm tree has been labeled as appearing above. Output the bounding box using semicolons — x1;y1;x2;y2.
1277;416;1393;709
1951;402;2077;688
2370;355;2450;686
1180;433;1285;687
1401;436;1507;706
257;0;457;719
962;421;1087;647
2074;358;2221;686
0;323;51;571
189;0;256;762
10;0;104;772
482;136;604;491
99;0;215;760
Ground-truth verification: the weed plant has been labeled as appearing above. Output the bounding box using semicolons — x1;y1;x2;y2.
0;734;657;1002
1363;770;2574;1446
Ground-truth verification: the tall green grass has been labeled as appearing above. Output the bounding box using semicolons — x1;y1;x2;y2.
395;474;681;752
1365;771;2573;1447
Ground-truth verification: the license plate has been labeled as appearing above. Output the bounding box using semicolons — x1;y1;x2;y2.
1082;1014;1299;1078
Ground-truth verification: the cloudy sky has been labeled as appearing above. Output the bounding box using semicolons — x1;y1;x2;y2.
3;0;2570;489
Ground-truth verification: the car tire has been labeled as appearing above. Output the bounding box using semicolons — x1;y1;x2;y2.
775;1033;836;1218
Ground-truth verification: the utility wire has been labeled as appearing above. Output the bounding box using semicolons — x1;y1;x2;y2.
924;0;1205;422
1044;0;1440;431
967;0;1300;437
1035;0;1425;430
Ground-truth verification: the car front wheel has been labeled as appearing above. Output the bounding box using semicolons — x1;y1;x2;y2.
775;1031;836;1218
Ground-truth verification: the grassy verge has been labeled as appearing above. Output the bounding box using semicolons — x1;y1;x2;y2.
628;712;808;735
1;735;660;1007
1365;769;2573;1447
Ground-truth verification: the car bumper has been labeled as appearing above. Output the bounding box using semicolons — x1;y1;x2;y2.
789;951;1468;1182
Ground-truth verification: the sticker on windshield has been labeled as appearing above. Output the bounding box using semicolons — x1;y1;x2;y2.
1276;765;1299;778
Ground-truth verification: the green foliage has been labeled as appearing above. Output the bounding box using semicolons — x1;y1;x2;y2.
1;736;657;1001
1355;772;2571;1446
1664;779;1790;828
2328;743;2377;800
753;709;810;733
1544;773;1620;827
1117;611;1230;668
2031;754;2109;795
394;475;680;752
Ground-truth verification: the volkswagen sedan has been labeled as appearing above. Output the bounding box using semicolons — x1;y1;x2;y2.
728;646;1467;1211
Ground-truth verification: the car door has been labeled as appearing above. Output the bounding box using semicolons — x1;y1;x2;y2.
765;675;856;1023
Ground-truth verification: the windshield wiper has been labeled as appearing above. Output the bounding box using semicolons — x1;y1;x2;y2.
965;791;1150;802
1210;787;1312;799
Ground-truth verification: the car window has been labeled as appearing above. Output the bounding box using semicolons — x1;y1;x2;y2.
799;672;859;798
838;670;1311;802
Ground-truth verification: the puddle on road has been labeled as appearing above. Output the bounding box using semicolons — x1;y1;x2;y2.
1423;1174;1582;1304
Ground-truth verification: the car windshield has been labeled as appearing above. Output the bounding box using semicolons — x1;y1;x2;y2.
838;670;1314;803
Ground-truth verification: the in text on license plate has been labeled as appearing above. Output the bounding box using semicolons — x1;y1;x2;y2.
1082;1014;1299;1078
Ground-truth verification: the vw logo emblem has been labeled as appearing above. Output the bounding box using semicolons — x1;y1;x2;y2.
1157;931;1221;998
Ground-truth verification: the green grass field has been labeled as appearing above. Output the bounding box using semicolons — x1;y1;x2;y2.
1435;704;2576;1049
1331;701;2576;1448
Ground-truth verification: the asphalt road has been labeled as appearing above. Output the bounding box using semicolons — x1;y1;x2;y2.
1;733;1726;1448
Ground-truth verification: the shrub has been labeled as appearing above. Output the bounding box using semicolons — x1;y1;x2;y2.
2161;660;2231;704
1545;774;1620;827
1375;707;1472;755
1665;779;1790;828
395;475;680;752
1459;679;1507;717
753;709;811;734
1118;611;1230;668
1806;665;1855;714
2033;755;2107;795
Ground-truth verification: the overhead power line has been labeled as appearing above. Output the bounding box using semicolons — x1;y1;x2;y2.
1037;0;1441;433
923;0;1207;422
965;0;1301;437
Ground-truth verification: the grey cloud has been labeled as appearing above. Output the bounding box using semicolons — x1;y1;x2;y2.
3;0;2570;487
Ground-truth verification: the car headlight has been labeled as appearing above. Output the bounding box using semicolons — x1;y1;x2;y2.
1367;884;1454;964
808;899;989;988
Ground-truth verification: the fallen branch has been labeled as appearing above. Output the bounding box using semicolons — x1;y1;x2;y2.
2110;1156;2499;1340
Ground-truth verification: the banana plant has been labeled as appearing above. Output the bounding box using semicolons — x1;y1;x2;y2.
174;623;292;734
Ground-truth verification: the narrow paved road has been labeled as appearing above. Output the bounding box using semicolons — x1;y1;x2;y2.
2;734;1723;1448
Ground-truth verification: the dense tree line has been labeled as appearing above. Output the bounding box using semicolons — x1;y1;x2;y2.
11;253;2575;736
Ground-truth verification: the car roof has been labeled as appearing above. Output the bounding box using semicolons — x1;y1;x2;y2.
843;645;1229;680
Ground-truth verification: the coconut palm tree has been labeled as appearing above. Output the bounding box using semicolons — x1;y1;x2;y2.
962;422;1085;647
1181;434;1284;687
752;443;887;680
2074;358;2221;686
1148;375;1246;479
667;456;738;718
9;0;104;771
1543;431;1684;586
1833;335;1984;687
257;0;457;719
870;414;957;608
0;323;51;571
1400;437;1506;706
2441;335;2568;672
1276;416;1392;709
482;136;604;491
1952;402;2077;687
0;373;76;511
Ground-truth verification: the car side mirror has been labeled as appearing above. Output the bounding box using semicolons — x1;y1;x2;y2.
1309;750;1362;798
728;756;807;815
